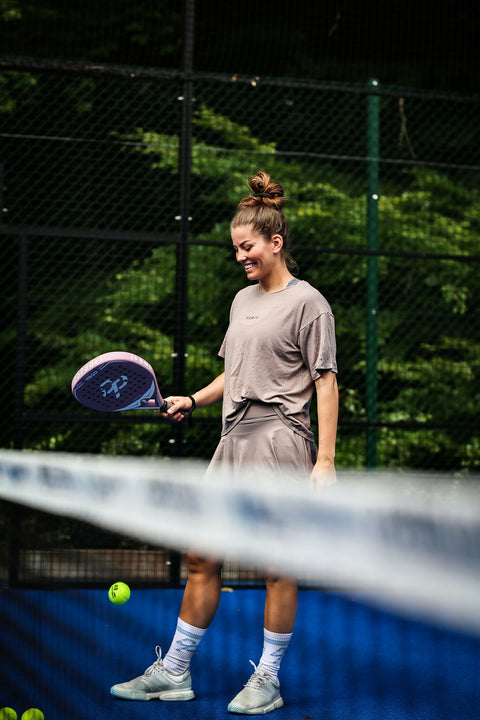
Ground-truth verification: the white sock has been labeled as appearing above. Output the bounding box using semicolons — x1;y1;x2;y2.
162;618;207;675
258;628;293;679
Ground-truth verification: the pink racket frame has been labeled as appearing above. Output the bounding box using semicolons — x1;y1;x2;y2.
71;351;169;412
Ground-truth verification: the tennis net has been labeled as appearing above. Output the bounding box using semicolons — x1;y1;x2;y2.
1;449;480;720
1;449;479;634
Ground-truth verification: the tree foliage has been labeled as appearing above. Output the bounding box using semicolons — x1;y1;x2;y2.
13;104;480;471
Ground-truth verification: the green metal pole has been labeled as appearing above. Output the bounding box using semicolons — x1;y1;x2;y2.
366;79;379;469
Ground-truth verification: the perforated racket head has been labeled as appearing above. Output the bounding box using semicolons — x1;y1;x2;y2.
71;351;167;412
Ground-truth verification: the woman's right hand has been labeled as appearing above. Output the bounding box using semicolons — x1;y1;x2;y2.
163;395;195;421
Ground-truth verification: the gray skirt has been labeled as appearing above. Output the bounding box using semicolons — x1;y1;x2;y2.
207;402;317;481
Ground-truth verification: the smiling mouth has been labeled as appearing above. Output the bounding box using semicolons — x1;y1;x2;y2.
244;262;256;271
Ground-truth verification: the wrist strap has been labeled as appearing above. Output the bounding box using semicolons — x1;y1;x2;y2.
187;394;196;412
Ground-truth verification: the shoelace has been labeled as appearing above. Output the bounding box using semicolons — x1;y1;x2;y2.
245;660;269;689
144;645;165;676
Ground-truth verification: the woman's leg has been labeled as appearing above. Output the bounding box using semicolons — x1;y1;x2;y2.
178;551;223;627
110;552;222;697
264;575;298;633
254;574;297;679
161;552;223;675
227;574;296;713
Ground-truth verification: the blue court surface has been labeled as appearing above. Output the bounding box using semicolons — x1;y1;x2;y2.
1;587;479;720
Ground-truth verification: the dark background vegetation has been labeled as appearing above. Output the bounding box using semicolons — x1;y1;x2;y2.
1;1;478;92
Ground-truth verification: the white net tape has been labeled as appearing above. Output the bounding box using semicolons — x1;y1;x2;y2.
1;450;479;634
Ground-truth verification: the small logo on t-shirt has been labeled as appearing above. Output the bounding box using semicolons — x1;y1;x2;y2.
246;315;259;320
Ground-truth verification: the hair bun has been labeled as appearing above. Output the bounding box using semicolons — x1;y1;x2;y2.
245;171;285;209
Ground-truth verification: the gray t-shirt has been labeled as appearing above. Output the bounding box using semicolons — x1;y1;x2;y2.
219;280;337;441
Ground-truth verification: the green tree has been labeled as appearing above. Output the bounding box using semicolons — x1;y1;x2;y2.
17;106;480;471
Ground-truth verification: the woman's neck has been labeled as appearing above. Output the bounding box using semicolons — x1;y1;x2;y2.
258;267;295;293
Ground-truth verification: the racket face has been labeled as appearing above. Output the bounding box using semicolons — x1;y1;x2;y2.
71;351;162;412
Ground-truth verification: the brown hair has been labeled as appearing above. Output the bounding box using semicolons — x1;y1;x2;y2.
230;171;297;272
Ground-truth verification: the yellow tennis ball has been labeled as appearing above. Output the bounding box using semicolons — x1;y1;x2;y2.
108;581;130;604
21;711;44;720
0;708;18;720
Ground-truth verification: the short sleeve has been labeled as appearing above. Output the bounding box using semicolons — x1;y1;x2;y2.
299;312;337;379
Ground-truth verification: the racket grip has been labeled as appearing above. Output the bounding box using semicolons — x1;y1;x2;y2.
161;400;192;417
145;398;189;415
143;398;172;410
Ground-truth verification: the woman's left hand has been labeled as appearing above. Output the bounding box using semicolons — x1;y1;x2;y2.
309;458;336;488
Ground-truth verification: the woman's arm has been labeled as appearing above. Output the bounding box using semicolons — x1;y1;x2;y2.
310;371;339;487
164;372;225;420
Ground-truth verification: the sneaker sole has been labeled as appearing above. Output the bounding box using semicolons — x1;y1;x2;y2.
227;695;284;714
110;687;195;701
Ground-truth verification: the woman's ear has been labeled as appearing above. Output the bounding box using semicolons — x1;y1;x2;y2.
271;234;284;253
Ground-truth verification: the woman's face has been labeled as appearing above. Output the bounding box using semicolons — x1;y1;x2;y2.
231;225;282;282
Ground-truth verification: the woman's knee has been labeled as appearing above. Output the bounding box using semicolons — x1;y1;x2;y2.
265;574;298;591
186;551;222;578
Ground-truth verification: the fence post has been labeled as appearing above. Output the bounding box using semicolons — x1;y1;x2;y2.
169;0;195;584
14;234;28;451
366;79;379;469
172;0;195;454
0;163;4;223
9;232;28;586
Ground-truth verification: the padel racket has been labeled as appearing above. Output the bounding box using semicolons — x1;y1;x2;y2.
71;351;174;412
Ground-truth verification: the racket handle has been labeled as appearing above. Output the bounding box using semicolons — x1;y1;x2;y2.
160;400;192;417
161;399;191;417
141;398;171;410
144;398;187;414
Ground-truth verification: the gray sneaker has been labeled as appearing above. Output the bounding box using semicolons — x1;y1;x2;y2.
228;661;284;714
110;646;194;701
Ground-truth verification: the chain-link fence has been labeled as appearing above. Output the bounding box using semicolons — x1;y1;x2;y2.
2;62;479;472
1;58;480;586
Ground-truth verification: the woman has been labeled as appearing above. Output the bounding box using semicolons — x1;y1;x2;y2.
110;171;338;714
